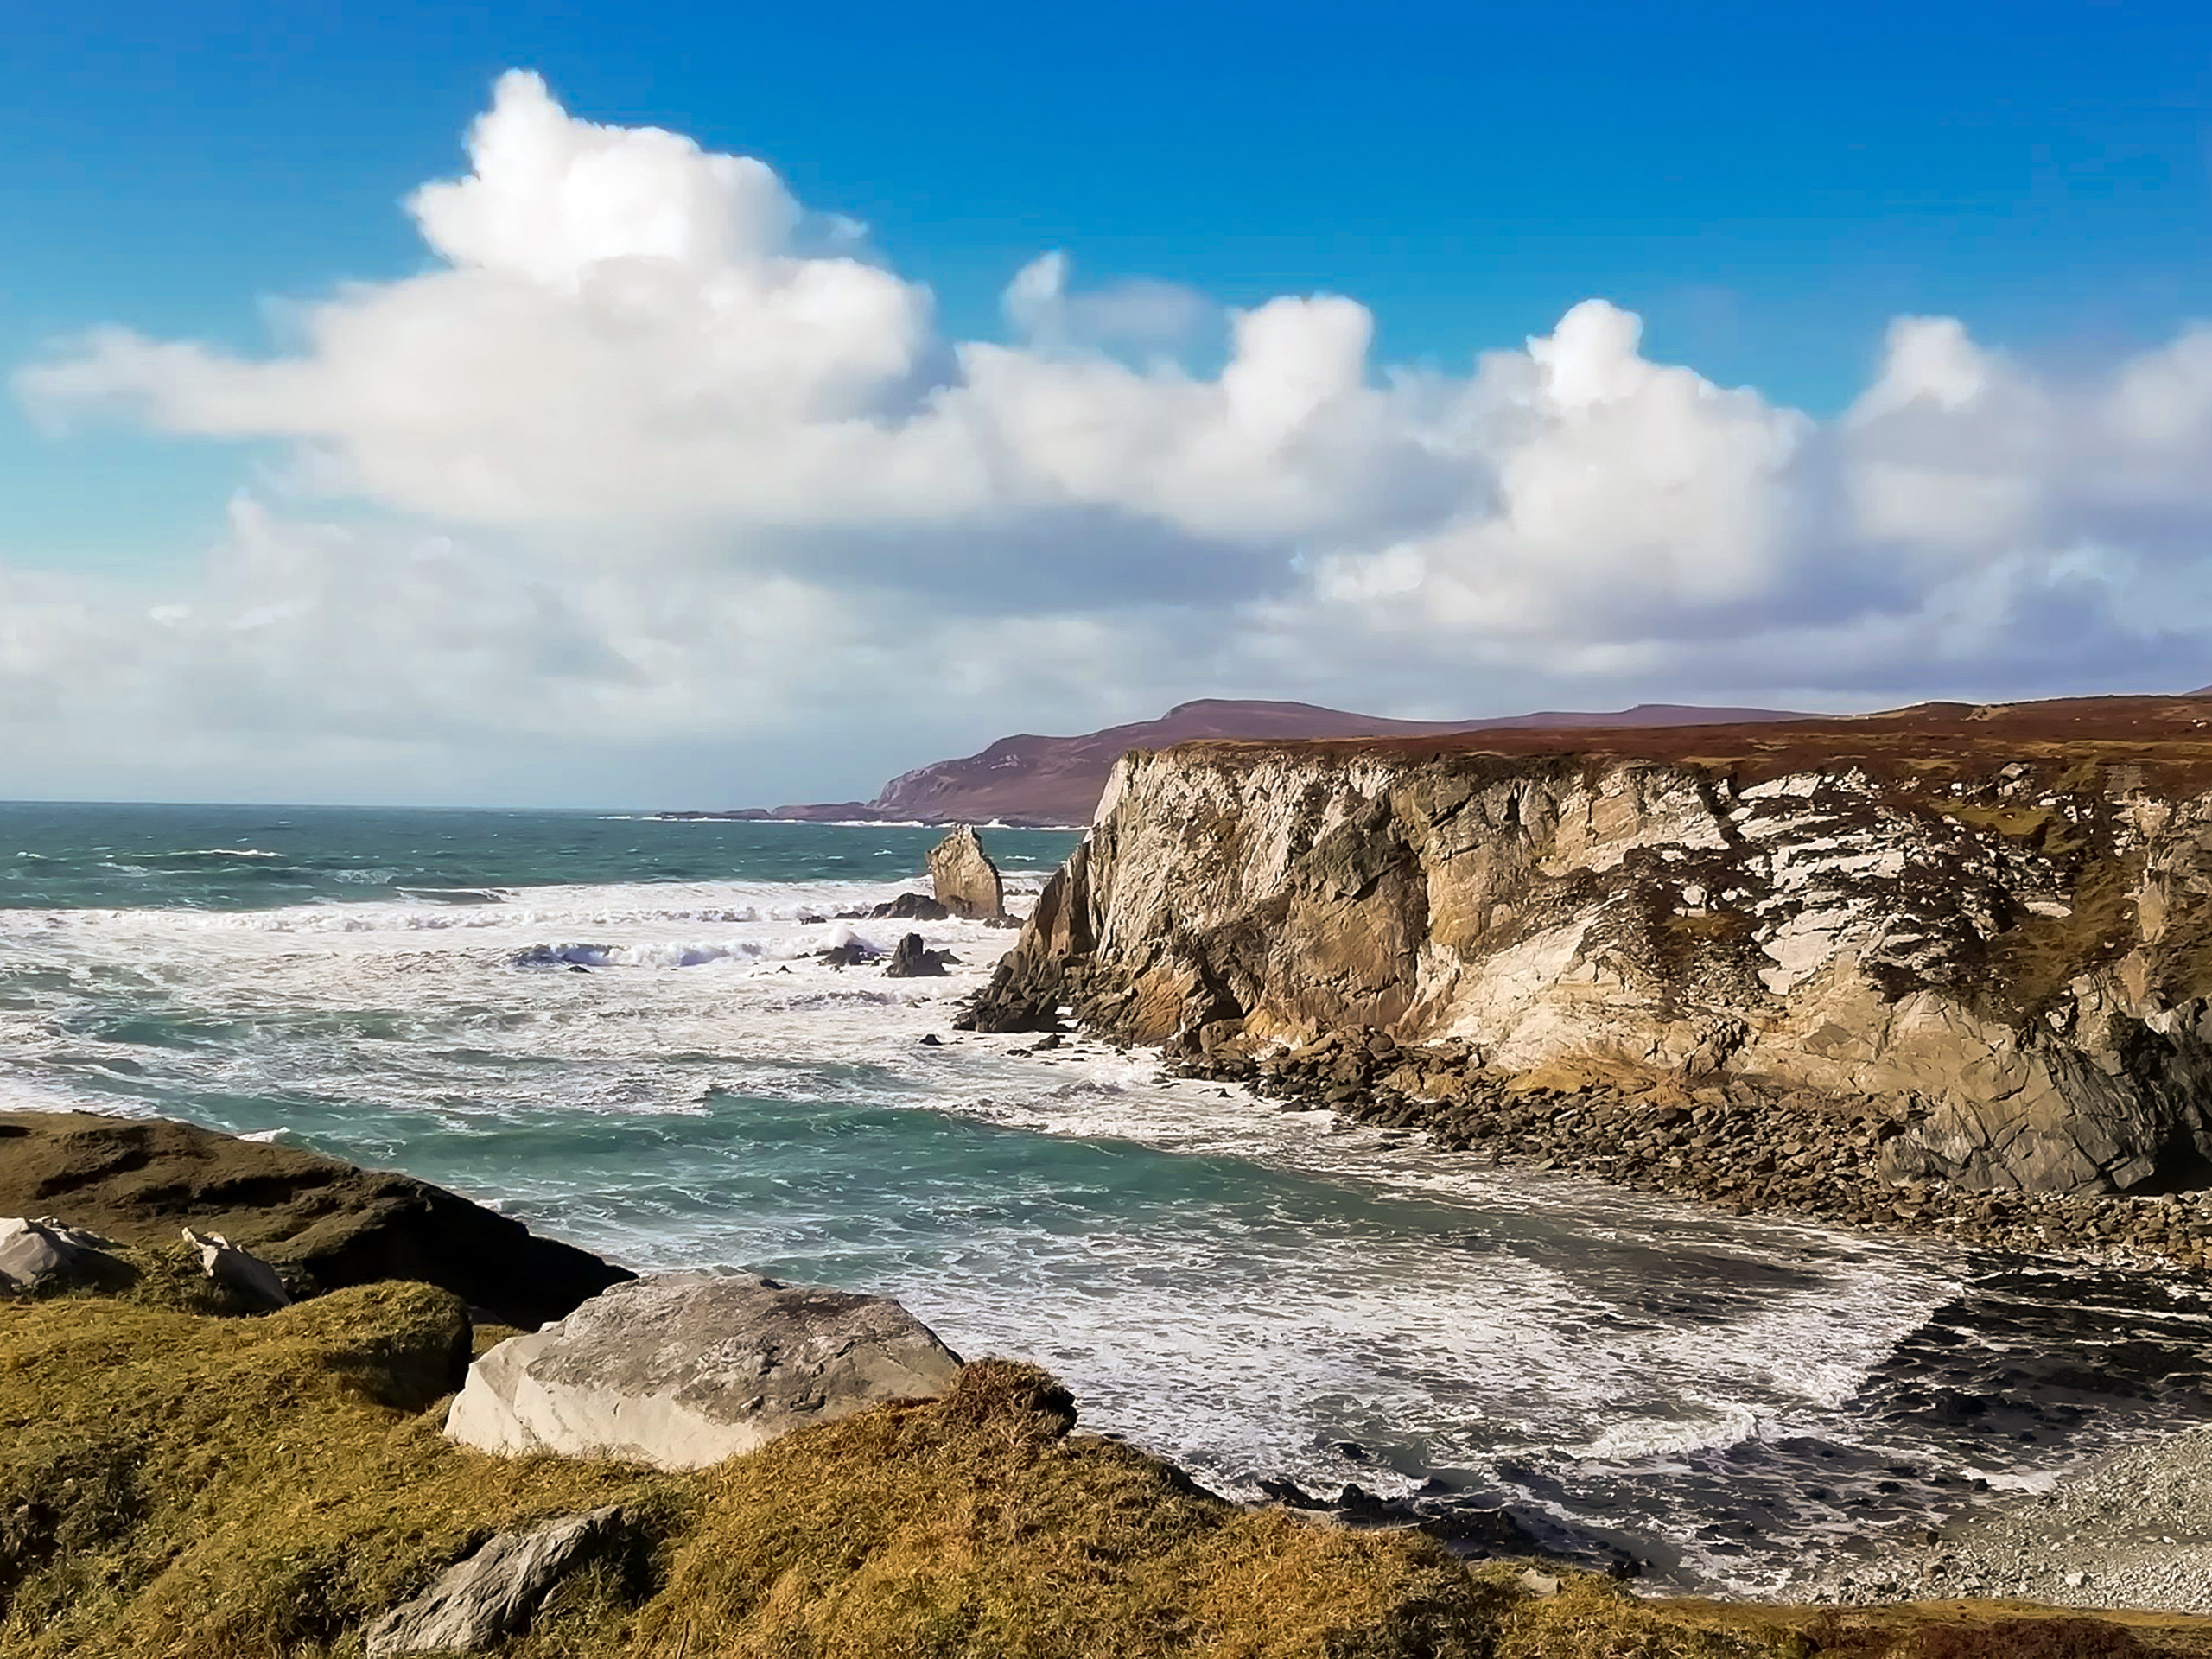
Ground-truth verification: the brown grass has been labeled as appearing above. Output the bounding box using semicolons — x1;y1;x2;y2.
631;1361;1503;1659
6;1273;2203;1658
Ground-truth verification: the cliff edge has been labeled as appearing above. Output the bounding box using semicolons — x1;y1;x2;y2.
963;696;2212;1197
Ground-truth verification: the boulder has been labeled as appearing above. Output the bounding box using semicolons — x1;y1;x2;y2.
870;891;951;921
183;1226;291;1311
817;941;879;968
445;1271;963;1471
926;827;1005;922
0;1216;129;1293
0;1113;628;1328
365;1507;624;1657
884;933;953;978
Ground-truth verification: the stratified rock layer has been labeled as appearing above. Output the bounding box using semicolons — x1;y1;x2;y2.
0;1113;630;1327
445;1272;964;1471
963;702;2212;1195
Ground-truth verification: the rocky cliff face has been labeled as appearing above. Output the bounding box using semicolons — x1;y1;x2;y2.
963;702;2212;1195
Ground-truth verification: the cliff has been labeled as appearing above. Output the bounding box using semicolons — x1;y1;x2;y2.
963;696;2212;1196
760;697;1804;826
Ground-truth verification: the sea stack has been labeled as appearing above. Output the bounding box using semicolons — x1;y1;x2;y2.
926;825;1006;922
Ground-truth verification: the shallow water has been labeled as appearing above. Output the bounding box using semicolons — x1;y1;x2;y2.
3;801;2208;1593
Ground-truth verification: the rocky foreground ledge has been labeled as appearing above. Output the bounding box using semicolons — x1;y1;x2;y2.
8;1112;2210;1656
0;1109;626;1326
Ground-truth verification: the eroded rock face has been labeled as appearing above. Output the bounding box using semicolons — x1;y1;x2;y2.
927;826;1005;922
445;1272;963;1470
963;745;2212;1195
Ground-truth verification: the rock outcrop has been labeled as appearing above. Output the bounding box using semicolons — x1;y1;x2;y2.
870;891;951;921
961;698;2212;1196
883;932;952;977
366;1508;627;1657
0;1113;630;1327
0;1216;129;1294
445;1272;963;1470
183;1226;292;1311
927;826;1006;921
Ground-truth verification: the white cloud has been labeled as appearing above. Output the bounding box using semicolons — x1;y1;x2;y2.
11;72;2212;804
1003;251;1215;356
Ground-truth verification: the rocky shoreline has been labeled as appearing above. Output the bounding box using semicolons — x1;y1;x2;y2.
13;1109;2212;1651
1822;1421;2212;1614
1148;1028;2212;1274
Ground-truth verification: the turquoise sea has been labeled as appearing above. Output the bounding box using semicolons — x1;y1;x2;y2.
3;801;2209;1593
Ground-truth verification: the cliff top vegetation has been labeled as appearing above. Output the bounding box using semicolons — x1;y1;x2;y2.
1169;695;2212;794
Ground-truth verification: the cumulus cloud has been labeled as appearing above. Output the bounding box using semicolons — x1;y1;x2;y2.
11;71;2212;802
1003;251;1216;356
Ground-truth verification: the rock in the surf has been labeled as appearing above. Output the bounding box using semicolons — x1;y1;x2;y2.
0;1112;629;1329
870;891;951;921
0;1216;130;1294
365;1507;626;1657
183;1225;292;1311
884;932;953;978
444;1271;963;1471
925;826;1005;922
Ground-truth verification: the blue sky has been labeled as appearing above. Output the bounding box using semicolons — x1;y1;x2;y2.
8;0;2209;572
6;2;2212;803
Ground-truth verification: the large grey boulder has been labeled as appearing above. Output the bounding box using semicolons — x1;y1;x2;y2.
0;1217;128;1293
444;1272;963;1471
926;826;1005;922
365;1507;622;1656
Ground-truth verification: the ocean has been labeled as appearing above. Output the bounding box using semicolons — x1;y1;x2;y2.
3;800;2209;1594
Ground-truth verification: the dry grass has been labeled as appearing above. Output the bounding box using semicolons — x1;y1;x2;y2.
0;1280;1503;1658
631;1361;1503;1659
7;1275;2203;1658
0;1274;681;1658
1983;852;2139;1019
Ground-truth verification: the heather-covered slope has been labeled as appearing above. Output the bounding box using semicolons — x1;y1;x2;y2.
963;696;2212;1194
762;697;1805;826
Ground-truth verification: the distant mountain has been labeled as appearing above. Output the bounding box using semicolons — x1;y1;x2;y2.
745;698;1809;829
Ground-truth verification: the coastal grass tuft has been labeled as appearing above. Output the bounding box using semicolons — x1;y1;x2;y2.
0;1282;1509;1658
0;1278;683;1658
5;1279;2199;1658
1486;1571;1791;1659
632;1358;1505;1658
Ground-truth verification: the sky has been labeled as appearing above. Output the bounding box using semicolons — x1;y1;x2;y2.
6;1;2212;806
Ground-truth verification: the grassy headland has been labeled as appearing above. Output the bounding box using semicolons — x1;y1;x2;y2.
5;1249;2209;1658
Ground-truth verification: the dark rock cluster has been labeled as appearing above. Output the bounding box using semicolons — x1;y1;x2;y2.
1162;1030;2212;1273
885;933;957;978
868;892;950;922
